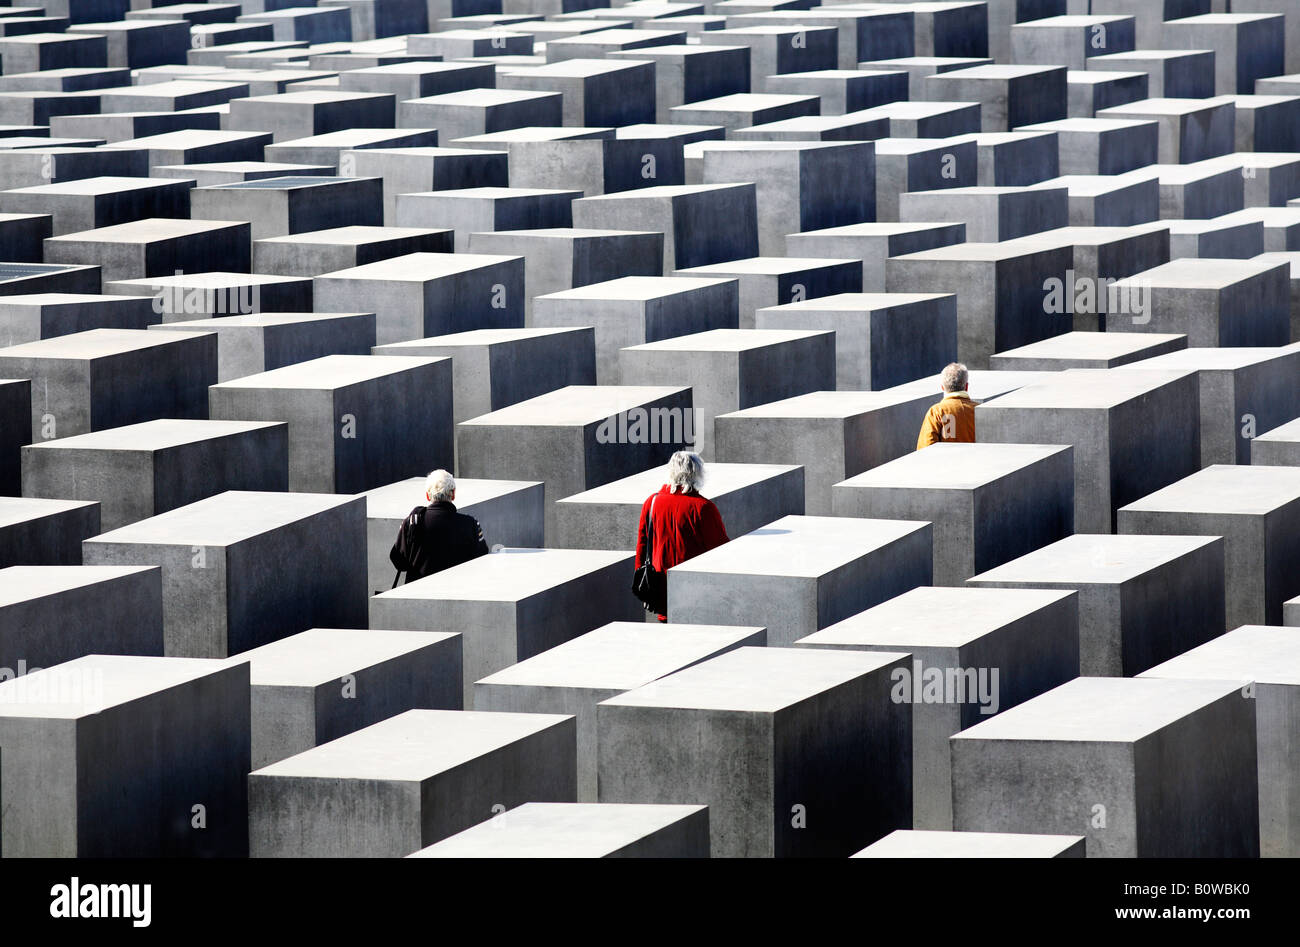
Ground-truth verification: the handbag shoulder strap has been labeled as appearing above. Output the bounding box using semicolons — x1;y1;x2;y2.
644;493;657;565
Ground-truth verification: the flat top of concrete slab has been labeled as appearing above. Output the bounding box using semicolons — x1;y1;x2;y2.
1120;464;1300;516
601;645;907;713
1090;49;1211;62
1099;96;1235;117
349;61;492;77
0;293;145;308
104;130;269;150
952;676;1246;743
458;384;689;427
720;388;933;420
1257;417;1300;442
112;271;306;289
0;564;156;608
0;496;98;529
213;353;443;391
673;92;819;111
537;275;734;302
1028;223;1169;247
673;514;929;578
793;222;964;240
411;88;559;106
970;533;1221;586
624;327;830;353
798;586;1075;651
225;627;458;687
0;327;209;360
207;175;361;190
24;418;283;453
881;370;1055;404
0;653;240;720
1140;625;1300;687
267;128;436;148
993;331;1186;361
503;58;652;78
854;830;1084;858
375;327;585;352
838;442;1072;490
476;620;764;690
347;148;504;161
249;708;572;781
360;476;542;520
473;228;658;243
932;64;1064;80
157;311;370;329
316;251;519;282
255;225;449;246
761;292;952;313
452;127;611;144
558;461;800;509
404;186;581;200
677;257;857;277
155;161;332;176
409;802;707;858
889;239;1067;263
87;490;356;547
973;368;1191;409
45;217;247;243
234;89;390;105
4;175;184;196
379;547;630;602
1115;346;1297;372
1027;173;1155;197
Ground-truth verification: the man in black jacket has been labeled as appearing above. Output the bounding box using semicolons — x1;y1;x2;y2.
389;469;489;585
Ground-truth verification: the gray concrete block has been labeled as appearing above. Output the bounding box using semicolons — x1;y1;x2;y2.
83;490;367;657
969;533;1225;676
456;385;694;536
42;217;252;283
597;645;912;857
410;801;710;857
1251;417;1300;466
975;369;1201;533
755;291;956;390
952;676;1258;857
1097;96;1235;164
0;496;99;566
227;89;397;142
833;443;1074;586
371;547;641;693
1019;116;1158;175
854;830;1085;857
673;256;862;330
253;224;453;277
313;251;524;346
498;58;656;127
990;330;1187;370
209;354;452;493
924;63;1067;130
0;327;216;440
398;88;564;142
0;654;250;856
475;621;765;798
798;585;1079;829
0;563;162;668
231;627;462;768
394;185;579;251
191;174;384;240
668;513;931;645
0;175;192;237
0;292;154;346
373;326;595;423
1119;464;1300;629
342;146;508;224
900;185;1068;242
248;709;577;857
1163;12;1283;95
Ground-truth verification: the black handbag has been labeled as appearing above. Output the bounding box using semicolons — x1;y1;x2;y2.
632;494;668;615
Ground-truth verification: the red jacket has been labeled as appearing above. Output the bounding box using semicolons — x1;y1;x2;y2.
635;485;730;576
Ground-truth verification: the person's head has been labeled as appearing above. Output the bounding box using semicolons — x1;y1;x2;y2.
667;451;705;494
425;468;455;503
940;362;968;393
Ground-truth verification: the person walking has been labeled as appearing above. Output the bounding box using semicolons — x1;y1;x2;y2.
633;451;729;622
388;469;489;586
916;362;976;449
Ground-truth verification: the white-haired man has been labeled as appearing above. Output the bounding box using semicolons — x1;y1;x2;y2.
916;362;976;449
389;469;488;585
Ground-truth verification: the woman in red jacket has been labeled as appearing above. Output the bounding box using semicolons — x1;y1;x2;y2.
635;451;730;622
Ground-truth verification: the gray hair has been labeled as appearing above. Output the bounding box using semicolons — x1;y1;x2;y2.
940;362;968;392
667;451;704;494
425;468;455;503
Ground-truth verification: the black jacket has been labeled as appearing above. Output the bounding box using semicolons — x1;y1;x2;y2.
389;501;489;584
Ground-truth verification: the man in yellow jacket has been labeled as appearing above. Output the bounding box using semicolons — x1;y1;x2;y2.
917;362;976;449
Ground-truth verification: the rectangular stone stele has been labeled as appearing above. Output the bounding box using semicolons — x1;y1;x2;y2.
968;533;1226;678
82;490;368;658
248;709;577;857
0;496;101;568
597;645;911;858
1117;464;1300;630
359;476;544;594
832;442;1075;586
370;547;642;695
0;564;163;669
668;514;932;646
408;802;710;858
475;621;767;801
853;830;1085;858
21;418;289;531
797;585;1079;830
0;654;250;857
951;677;1260;858
1139;624;1300;858
229;627;463;769
553;461;804;551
